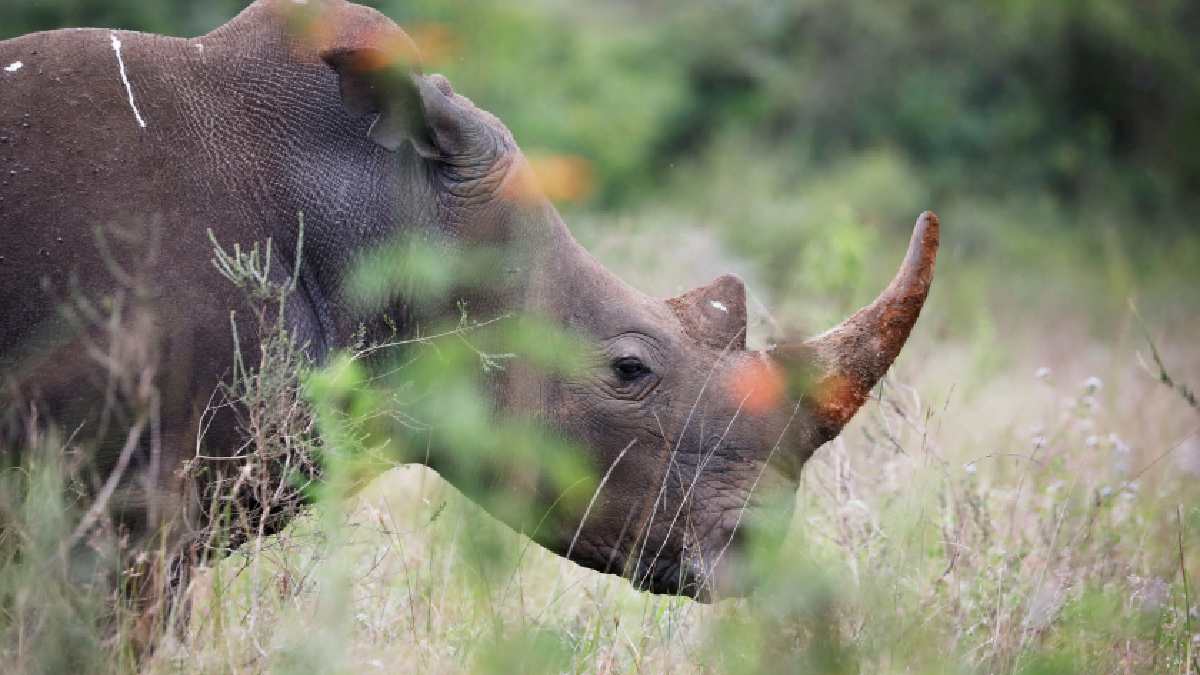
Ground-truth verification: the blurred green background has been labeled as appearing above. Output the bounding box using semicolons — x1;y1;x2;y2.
4;0;1197;346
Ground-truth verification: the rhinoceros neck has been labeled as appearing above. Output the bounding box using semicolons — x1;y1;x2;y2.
178;9;432;360
513;202;653;332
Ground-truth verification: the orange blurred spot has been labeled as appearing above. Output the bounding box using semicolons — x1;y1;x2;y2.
408;23;459;65
499;158;541;204
281;3;420;69
353;26;422;70
517;154;595;204
289;5;337;57
728;358;786;415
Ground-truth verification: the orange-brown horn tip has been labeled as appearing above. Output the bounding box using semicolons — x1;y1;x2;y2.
903;210;939;288
794;210;940;438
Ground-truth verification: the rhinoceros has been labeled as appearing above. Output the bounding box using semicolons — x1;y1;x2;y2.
0;0;937;603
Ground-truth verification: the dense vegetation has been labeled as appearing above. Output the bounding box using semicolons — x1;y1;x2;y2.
1;1;1197;673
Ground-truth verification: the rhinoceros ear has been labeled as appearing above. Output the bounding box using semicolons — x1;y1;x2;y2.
321;47;430;152
322;47;497;161
667;274;749;351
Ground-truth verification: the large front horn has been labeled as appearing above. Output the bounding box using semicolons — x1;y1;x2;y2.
773;211;939;442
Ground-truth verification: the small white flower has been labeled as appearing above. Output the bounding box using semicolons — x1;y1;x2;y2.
964;462;977;475
1110;434;1131;454
1083;376;1104;393
1035;366;1052;380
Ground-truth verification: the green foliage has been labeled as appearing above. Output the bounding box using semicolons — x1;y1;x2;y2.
306;296;594;532
0;433;142;674
643;0;1200;212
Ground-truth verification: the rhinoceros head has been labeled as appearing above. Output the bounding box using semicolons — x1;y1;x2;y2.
512;212;939;601
317;14;938;601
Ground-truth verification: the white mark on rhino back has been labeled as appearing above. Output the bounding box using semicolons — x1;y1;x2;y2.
109;32;148;129
4;62;22;73
710;300;729;313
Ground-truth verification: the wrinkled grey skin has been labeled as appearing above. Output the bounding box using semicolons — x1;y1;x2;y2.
0;0;937;601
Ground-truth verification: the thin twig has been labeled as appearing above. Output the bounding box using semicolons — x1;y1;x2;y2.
1130;299;1198;412
64;414;149;552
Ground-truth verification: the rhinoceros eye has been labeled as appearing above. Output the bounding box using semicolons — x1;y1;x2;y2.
612;356;650;381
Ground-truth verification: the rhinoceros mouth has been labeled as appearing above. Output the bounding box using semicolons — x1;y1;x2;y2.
632;557;716;602
563;531;719;601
